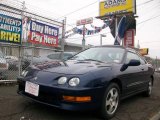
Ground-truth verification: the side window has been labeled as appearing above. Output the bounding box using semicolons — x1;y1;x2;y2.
139;57;146;65
125;52;140;64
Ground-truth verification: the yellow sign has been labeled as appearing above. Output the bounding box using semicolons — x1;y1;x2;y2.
99;0;136;16
139;48;149;56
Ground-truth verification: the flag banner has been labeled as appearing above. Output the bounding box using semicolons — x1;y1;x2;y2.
114;16;126;45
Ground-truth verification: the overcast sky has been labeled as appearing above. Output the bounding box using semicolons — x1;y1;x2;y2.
2;0;160;58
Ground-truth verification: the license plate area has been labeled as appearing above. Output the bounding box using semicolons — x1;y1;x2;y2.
25;81;39;96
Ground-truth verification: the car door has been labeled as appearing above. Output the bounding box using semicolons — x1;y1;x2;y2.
137;55;150;89
120;51;143;96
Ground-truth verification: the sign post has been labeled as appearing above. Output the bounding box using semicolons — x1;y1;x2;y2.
76;17;93;50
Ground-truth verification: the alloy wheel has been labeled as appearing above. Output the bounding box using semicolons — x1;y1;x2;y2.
105;88;119;115
148;80;152;95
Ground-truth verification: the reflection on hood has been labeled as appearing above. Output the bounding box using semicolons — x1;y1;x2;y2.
34;61;62;70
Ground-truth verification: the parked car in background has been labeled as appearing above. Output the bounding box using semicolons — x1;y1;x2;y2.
17;46;154;119
0;51;8;79
39;52;76;61
6;56;19;70
155;67;160;72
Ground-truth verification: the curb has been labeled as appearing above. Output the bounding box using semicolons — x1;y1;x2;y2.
0;80;17;85
150;111;160;120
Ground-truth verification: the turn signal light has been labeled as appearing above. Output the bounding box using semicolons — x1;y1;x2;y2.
63;96;91;102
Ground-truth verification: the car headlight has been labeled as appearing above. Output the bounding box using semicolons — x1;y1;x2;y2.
58;77;67;85
69;78;80;87
21;70;28;77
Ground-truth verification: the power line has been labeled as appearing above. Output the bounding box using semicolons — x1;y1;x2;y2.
56;0;98;20
140;41;160;44
137;14;160;25
66;0;156;40
9;0;23;4
65;0;154;27
66;13;160;43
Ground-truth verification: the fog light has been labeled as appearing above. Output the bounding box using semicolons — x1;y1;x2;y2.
63;96;91;102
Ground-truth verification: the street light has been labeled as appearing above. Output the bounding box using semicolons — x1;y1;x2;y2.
100;34;106;46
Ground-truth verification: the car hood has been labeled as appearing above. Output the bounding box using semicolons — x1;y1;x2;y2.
32;60;112;75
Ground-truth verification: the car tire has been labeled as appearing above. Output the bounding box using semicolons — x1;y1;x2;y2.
101;83;120;119
143;78;153;97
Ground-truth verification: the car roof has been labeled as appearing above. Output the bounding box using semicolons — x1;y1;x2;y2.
93;45;138;53
94;45;135;50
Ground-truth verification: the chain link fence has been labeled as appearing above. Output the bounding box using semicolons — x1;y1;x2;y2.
0;0;64;81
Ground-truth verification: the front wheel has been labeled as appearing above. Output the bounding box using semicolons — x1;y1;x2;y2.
143;79;153;97
101;83;120;119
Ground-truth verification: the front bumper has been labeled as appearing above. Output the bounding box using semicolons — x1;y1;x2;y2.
17;80;105;111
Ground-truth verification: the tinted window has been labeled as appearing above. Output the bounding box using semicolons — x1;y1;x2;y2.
70;47;125;63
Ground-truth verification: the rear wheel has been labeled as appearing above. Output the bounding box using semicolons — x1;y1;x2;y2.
101;83;120;119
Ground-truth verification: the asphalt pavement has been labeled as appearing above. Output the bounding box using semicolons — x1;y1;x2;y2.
0;73;160;120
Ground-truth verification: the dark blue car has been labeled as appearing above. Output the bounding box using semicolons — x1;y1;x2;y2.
17;46;154;119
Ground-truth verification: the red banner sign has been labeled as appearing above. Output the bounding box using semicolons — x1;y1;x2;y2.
28;21;59;47
124;29;135;47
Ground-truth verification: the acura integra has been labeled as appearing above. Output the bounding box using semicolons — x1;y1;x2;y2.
17;46;154;119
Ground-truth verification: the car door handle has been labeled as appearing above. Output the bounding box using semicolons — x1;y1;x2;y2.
141;69;144;71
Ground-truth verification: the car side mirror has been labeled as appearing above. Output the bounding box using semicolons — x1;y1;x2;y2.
128;59;140;66
120;59;140;71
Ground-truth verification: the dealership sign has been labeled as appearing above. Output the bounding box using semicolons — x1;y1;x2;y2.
76;17;93;26
139;48;149;56
0;14;22;44
124;29;135;47
99;0;136;16
28;21;59;47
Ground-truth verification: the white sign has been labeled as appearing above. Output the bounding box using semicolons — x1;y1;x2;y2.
25;81;39;96
76;17;93;26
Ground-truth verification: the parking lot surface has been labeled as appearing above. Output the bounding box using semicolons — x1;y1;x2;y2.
0;73;160;120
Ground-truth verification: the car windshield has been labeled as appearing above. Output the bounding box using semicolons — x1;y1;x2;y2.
70;47;125;63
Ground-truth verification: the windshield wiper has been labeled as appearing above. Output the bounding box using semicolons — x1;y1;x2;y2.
82;59;104;63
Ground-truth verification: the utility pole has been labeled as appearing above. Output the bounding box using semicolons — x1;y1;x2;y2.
18;1;25;76
60;17;66;59
82;25;85;50
61;18;66;51
100;34;106;46
156;56;158;69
